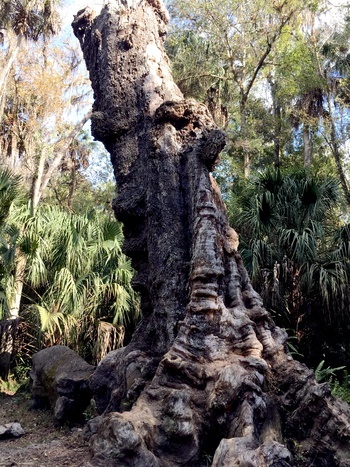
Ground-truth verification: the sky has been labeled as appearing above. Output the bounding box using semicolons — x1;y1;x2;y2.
60;0;349;29
57;1;113;184
57;0;350;181
60;0;105;31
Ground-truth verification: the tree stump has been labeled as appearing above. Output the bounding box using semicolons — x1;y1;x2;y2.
72;2;350;465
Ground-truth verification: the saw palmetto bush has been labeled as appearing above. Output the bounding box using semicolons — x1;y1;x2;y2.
235;168;350;368
0;169;24;379
0;172;139;368
25;206;139;363
0;169;22;316
27;207;138;363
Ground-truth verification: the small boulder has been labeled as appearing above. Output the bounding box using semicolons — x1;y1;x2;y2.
30;345;95;424
0;422;25;438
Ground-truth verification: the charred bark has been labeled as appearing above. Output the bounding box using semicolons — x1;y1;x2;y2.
72;2;350;466
0;317;20;380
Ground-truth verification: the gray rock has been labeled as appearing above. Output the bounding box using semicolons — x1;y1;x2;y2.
0;422;25;438
30;345;95;424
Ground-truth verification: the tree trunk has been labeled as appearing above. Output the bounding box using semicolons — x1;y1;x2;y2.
326;92;350;206
30;114;90;209
303;123;312;169
9;253;26;320
73;2;350;466
0;246;26;380
31;147;48;211
67;165;77;210
269;78;282;169
240;99;251;178
0;317;20;381
0;34;23;123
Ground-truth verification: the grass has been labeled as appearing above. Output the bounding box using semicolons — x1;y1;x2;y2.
0;375;26;395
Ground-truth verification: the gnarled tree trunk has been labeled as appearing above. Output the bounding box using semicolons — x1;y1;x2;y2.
72;2;350;465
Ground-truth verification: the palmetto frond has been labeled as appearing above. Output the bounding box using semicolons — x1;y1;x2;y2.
0;0;61;40
302;259;348;319
24;206;138;361
239;191;277;237
33;303;77;347
278;227;318;264
95;320;124;362
0;169;21;226
26;248;47;288
114;255;134;285
36;304;65;334
239;168;346;322
255;167;283;194
0;172;138;362
334;223;350;241
240;238;275;282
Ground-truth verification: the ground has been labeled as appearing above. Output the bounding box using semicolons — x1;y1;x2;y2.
0;388;93;467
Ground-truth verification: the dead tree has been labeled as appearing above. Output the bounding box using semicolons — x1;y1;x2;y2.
72;2;350;465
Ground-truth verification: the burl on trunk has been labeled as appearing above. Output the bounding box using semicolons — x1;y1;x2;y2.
72;1;350;465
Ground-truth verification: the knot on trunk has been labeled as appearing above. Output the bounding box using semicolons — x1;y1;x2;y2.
155;99;226;170
72;7;96;42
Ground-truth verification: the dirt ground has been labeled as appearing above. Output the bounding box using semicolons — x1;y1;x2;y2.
0;390;94;467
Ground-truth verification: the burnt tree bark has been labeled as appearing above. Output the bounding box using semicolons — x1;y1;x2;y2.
0;317;20;380
72;2;350;466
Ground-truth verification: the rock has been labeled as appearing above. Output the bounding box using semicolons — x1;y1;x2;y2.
0;422;25;438
30;345;95;424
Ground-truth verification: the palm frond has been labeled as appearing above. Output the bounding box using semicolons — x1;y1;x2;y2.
302;260;348;320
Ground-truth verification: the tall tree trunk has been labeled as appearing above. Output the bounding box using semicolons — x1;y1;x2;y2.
0;253;25;380
240;99;251;178
303;122;312;169
31;148;47;211
274;107;281;168
9;254;26;320
30;114;90;209
0;34;23;123
326;92;350;206
73;2;350;465
67;165;77;210
269;78;282;168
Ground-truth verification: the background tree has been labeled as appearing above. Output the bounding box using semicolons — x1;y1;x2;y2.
0;169;22;379
276;7;350;200
0;0;61;119
235;168;350;370
315;13;350;204
0;38;92;208
168;0;319;177
0;35;97;331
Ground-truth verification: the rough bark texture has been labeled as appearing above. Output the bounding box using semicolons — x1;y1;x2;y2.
0;317;20;380
73;2;350;465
